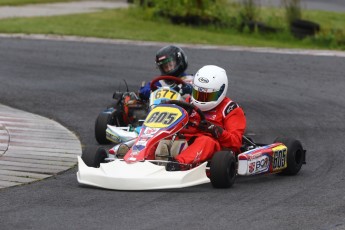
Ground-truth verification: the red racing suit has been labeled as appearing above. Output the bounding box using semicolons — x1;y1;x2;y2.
175;97;246;165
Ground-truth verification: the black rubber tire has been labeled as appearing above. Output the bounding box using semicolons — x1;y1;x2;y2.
94;112;114;144
290;19;320;39
274;137;304;175
210;151;236;188
291;19;320;31
81;147;108;168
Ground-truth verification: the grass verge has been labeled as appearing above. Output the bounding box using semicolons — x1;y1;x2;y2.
0;6;344;50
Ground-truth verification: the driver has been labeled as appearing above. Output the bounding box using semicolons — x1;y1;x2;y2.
170;65;246;170
139;45;193;100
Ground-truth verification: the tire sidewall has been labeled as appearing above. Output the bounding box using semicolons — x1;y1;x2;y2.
82;147;107;168
94;111;115;144
210;151;236;188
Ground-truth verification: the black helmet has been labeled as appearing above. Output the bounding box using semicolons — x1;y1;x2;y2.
155;45;188;77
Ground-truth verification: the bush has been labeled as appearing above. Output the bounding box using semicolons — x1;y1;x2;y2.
238;0;259;32
239;0;259;23
138;0;230;26
312;28;345;49
283;0;302;24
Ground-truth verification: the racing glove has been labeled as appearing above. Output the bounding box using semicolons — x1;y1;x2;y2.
198;120;224;139
181;83;192;95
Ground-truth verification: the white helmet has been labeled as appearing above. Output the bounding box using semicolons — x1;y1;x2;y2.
191;65;228;111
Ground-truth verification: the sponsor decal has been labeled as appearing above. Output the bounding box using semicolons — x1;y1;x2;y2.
198;87;207;92
198;77;209;83
223;101;238;116
144;127;158;135
139;136;149;142
246;151;265;160
106;131;121;143
192;150;203;164
255;156;269;172
132;144;145;153
243;146;269;156
248;155;269;174
137;141;147;146
249;162;255;173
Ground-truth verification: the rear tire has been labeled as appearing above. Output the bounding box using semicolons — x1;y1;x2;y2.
81;147;108;168
210;151;236;188
95;112;114;144
274;137;305;175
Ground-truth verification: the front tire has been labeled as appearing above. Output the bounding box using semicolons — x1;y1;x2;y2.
274;137;305;175
94;112;114;144
210;151;236;188
81;147;108;168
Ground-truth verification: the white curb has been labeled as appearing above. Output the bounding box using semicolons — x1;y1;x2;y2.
0;104;82;189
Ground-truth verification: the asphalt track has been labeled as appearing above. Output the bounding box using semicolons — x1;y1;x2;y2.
0;37;345;230
260;0;345;12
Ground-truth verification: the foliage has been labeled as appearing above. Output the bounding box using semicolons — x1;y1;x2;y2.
136;0;231;26
312;28;345;49
282;0;302;24
237;0;261;32
239;0;260;23
0;3;343;50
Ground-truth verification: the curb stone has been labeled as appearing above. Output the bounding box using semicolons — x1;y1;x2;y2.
0;104;82;189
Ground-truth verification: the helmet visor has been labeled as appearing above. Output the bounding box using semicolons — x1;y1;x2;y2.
157;57;177;74
192;86;223;102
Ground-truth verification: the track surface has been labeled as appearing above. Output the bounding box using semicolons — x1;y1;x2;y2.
261;0;345;12
0;37;344;230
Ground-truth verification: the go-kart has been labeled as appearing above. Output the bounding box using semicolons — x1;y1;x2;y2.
94;76;189;144
78;98;307;190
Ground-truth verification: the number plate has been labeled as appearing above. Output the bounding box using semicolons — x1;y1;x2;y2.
272;145;287;171
144;106;183;128
154;88;178;100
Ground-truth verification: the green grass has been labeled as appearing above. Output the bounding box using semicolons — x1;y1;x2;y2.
0;0;76;6
0;6;344;50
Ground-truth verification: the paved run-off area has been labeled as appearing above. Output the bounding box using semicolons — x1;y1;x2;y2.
0;104;82;189
0;0;129;19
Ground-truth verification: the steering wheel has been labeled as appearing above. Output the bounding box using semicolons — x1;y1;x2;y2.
164;100;206;122
150;75;187;91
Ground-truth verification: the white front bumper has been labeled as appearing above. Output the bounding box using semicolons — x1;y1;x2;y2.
77;157;210;190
